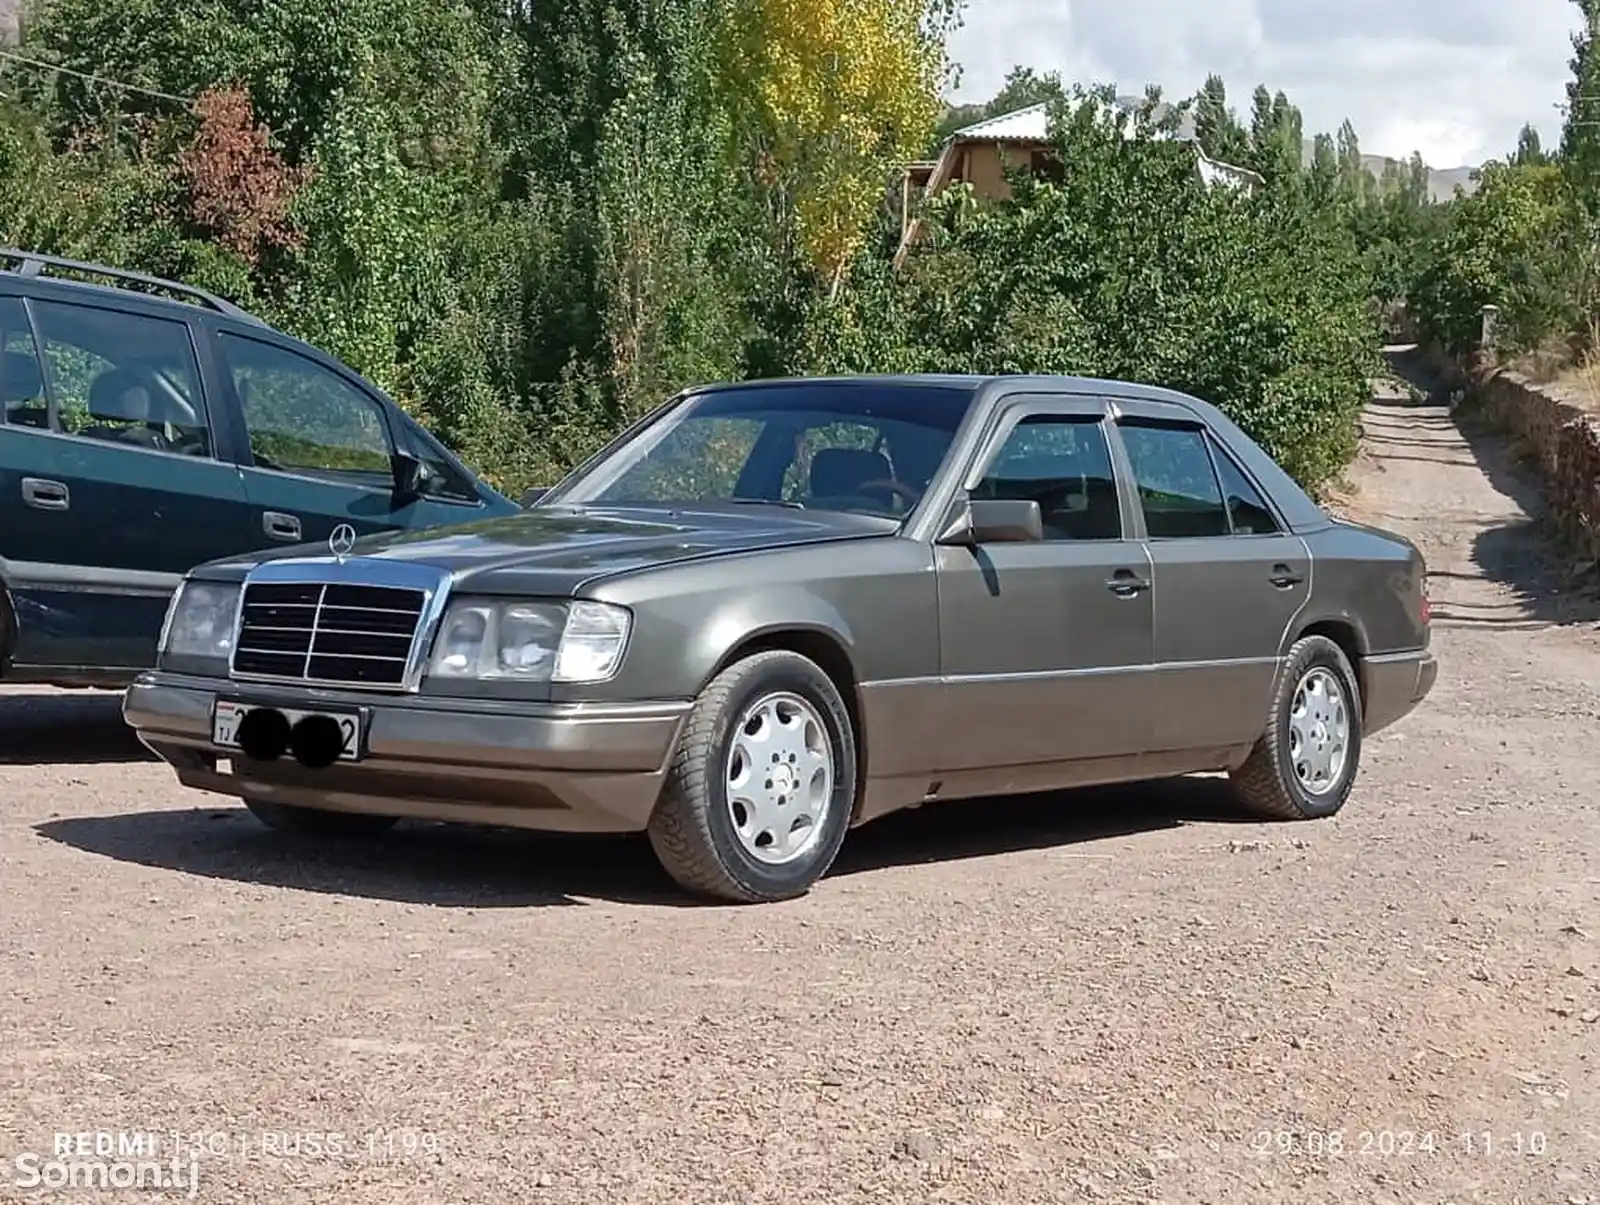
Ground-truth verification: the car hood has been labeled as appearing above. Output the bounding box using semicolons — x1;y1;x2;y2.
198;504;895;594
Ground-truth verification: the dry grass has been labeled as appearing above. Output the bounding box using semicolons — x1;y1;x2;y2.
1516;318;1600;414
1549;357;1600;415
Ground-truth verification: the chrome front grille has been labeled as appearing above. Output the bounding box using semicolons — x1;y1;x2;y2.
228;559;452;692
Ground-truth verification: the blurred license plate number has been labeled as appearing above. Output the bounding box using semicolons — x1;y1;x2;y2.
211;700;362;762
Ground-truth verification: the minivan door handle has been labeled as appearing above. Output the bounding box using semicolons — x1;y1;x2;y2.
1269;563;1305;588
20;477;69;511
262;511;302;542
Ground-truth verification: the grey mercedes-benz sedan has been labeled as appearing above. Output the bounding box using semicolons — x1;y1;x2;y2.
124;373;1437;903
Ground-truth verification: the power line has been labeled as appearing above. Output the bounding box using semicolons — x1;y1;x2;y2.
0;48;194;106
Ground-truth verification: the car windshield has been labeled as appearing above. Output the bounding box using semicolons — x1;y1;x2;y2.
545;381;979;519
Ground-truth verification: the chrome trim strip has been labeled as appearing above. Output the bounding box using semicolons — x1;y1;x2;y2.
1365;649;1430;664
227;556;455;694
8;560;181;596
864;655;1283;689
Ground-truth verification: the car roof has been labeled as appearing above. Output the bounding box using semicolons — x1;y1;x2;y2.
689;371;1220;411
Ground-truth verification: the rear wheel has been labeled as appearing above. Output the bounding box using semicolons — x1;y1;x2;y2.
648;649;857;903
243;798;399;839
1230;635;1363;821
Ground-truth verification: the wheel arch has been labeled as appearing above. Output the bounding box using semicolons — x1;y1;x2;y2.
705;625;868;811
1292;616;1367;709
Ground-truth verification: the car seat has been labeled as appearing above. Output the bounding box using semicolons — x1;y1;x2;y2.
81;368;170;450
809;447;894;499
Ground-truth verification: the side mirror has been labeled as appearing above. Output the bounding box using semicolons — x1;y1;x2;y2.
937;496;1044;545
521;486;550;508
391;451;426;502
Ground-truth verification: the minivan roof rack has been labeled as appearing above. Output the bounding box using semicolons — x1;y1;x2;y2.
0;248;264;323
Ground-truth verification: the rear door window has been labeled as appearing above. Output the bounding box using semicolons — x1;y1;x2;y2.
1117;421;1231;539
28;299;212;457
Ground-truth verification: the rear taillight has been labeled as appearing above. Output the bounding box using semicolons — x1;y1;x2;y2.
1420;578;1431;625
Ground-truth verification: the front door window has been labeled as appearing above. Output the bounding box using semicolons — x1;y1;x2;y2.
218;334;394;489
972;414;1123;540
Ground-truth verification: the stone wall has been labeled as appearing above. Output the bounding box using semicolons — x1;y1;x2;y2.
1472;371;1600;564
1405;303;1600;563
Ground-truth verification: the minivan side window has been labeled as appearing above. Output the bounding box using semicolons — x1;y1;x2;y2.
0;297;48;429
29;299;211;456
219;334;394;487
1118;421;1231;539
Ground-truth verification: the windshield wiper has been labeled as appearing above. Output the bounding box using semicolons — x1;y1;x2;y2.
725;497;807;510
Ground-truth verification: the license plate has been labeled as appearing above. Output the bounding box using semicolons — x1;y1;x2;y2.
211;700;363;763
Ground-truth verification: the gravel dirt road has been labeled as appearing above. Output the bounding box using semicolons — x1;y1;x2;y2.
2;349;1598;1204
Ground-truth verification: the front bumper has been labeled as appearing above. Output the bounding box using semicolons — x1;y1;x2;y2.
1362;648;1439;735
123;673;692;833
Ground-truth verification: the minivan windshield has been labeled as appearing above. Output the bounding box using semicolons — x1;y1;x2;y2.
544;381;979;520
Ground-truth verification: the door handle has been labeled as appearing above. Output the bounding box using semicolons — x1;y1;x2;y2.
263;511;302;542
20;477;69;511
1269;564;1305;589
1106;568;1151;597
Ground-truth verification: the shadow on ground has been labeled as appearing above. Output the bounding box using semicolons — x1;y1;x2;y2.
34;776;1251;909
0;690;153;765
1377;346;1600;629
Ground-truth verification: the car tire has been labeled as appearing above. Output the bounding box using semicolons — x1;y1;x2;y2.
647;649;857;903
243;797;400;839
1230;635;1364;821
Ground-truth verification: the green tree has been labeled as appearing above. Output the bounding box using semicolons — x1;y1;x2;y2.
1192;74;1249;167
1334;119;1369;204
1562;0;1600;204
1513;122;1549;167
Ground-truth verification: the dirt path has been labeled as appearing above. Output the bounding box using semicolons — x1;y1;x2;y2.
2;354;1598;1204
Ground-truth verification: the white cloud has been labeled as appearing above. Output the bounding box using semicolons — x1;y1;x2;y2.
946;0;1581;167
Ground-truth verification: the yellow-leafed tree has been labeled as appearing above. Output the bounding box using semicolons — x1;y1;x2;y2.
718;0;959;295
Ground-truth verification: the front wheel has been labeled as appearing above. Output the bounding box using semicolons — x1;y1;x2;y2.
243;798;400;839
1230;635;1363;821
648;649;857;903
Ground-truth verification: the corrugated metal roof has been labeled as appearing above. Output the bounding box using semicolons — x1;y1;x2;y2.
948;102;1052;142
948;95;1203;145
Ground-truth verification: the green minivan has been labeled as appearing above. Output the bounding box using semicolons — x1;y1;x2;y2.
0;249;521;688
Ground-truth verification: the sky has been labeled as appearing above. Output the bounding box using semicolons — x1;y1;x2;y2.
945;0;1583;169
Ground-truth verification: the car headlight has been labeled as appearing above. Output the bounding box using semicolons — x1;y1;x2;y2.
425;599;631;684
159;579;240;661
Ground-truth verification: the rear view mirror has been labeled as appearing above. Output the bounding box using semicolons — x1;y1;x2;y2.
937;496;1044;545
521;486;550;508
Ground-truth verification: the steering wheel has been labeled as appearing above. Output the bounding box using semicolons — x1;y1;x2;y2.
855;477;921;509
